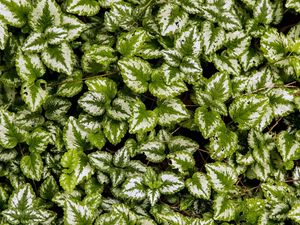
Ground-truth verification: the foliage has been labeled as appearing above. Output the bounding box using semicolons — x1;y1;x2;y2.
0;0;300;224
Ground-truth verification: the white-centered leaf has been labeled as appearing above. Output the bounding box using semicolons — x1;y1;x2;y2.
207;72;231;103
286;0;300;12
168;136;199;154
106;95;134;121
44;26;68;45
21;79;49;112
102;116;128;145
57;70;83;98
118;57;152;94
213;194;239;222
61;14;86;42
161;64;185;85
186;172;211;200
65;0;100;16
63;116;88;151
64;199;93;225
225;30;251;58
213;53;241;76
88;151;112;173
168;151;195;173
253;0;274;25
205;162;238;193
16;51;46;83
288;203;300;223
276;131;300;163
157;3;189;36
22;32;47;53
159;172;185;195
78;91;107;116
155;98;190;127
44;96;72;124
85;77;117;100
162;48;182;67
267;88;295;117
147;189;161;206
129;100;157;134
122;176;146;200
175;26;201;56
26;127;50;153
139;140;166;163
20;153;43;181
41;42;75;75
195;107;225;139
240;48;264;72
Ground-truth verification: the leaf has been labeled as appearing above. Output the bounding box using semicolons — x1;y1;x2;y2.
229;94;270;130
207;72;231;103
260;28;287;63
129;100;157;134
157;3;189;36
213;53;241;76
57;70;83;98
78;113;102;133
22;32;47;53
186;172;211;200
0;0;31;27
44;26;68;45
0;21;8;50
113;147;130;168
147;189;161;206
0;110;23;149
155;98;190;127
225;30;251;58
16;51;46;83
267;88;295;117
44;96;72;124
63;116;88;151
175;26;201;56
61;149;79;173
65;0;100;16
159;172;185;195
122;176;146;200
195;107;226;139
61;14;86;42
41;42;75;75
116;28;148;56
276;131;300;163
205;162;238;193
88;151;112;173
106;94;134;121
118;57;152;94
253;0;274;25
213;194;239;222
201;21;226;55
39;176;59;200
59;173;77;193
74;153;94;184
168;136;199;154
286;0;300;12
26;127;50;153
102;116;128;145
240;48;264;72
64;199;93;225
20;153;43;181
29;0;62;32
288;203;300;223
139;140;166;163
163;48;182;67
180;56;203;79
168;151;195;173
85;77;117;101
78;91;107;116
21;80;48;112
88;132;106;150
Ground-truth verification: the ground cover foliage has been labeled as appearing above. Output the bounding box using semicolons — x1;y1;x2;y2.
0;0;300;224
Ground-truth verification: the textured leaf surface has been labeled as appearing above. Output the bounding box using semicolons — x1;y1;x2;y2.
65;0;100;16
20;153;43;181
186;172;211;200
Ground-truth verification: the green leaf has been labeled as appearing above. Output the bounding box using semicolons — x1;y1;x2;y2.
229;94;270;130
201;21;226;55
161;64;185;85
88;151;112;173
213;194;239;222
59;173;77;192
225;30;251;58
26;127;50;153
267;88;295;117
180;56;203;80
63;116;88;151
147;189;161;206
159;172;185;195
0;21;9;50
122;176;146;201
207;72;231;103
78;91;107;116
175;26;201;56
41;42;75;75
106;94;134;121
88;131;106;150
57;70;83;98
64;199;93;225
168;151;195;173
103;116;128;145
139;140;166;163
44;26;68;45
85;77;117;100
65;0;100;16
0;110;23;149
240;48;264;72
286;0;300;12
253;0;274;25
129;100;157;134
39;176;59;200
155;98;190;127
61;149;79;173
61;14;86;42
113;147;130;168
213;53;241;76
29;0;62;32
157;3;189;36
168;136;199;154
74;153;94;184
195;107;225;139
21;80;48;112
276;131;300;163
288;203;300;223
209;129;238;160
163;48;182;67
117;28;148;56
260;28;287;63
186;172;211;200
205;162;238;193
20;153;43;181
22;32;47;53
0;0;31;27
78;113;102;133
44;96;72;124
16;51;46;83
118;57;152;94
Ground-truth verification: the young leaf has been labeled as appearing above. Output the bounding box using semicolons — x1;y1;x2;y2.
157;3;189;36
61;149;79;173
186;172;211;200
88;131;106;150
65;0;100;16
39;176;59;200
118;57;152;94
20;153;43;181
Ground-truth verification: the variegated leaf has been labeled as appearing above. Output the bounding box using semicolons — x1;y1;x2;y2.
163;48;182;67
88;131;106;150
240;48;264;72
22;32;47;53
65;0;100;16
57;70;83;98
168;136;199;154
161;64;185;85
74;153;94;184
213;53;241;76
157;3;189;36
88;151;112;173
225;30;251;58
213;194;239;221
267;88;295;117
64;199;93;225
44;26;68;45
20;153;43;181
159;172;185;195
286;0;300;12
102;116;128;145
168;151;195;173
276;131;300;163
205;162;238;193
16;51;46;83
253;0;274;25
26;127;50;153
0;21;8;50
78;91;107;116
207;72;231;102
186;172;211;200
288;203;300;223
41;42;75;75
21;80;48;112
118;57;152;93
61;14;86;42
175;26;201;56
155;98;190;127
85;77;117;100
147;189;161;207
122;176;146;200
139;141;166;163
44;96;72;124
106;95;134;121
